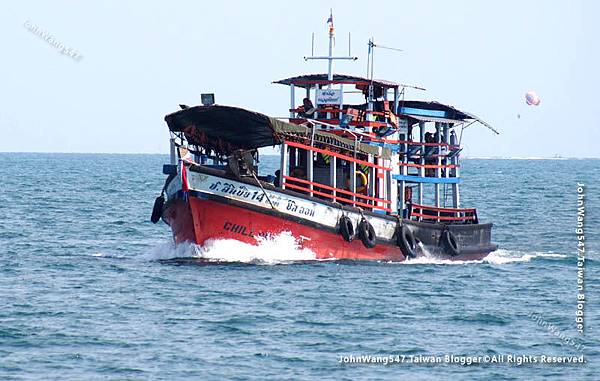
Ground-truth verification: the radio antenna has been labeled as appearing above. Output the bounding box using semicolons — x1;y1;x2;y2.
348;32;351;56
367;38;403;81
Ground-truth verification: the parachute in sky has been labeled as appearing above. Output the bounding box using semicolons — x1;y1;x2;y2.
525;91;541;106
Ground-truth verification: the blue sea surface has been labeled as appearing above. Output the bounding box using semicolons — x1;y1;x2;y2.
0;153;598;380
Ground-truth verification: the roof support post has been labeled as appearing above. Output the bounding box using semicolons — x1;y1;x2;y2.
398;118;408;216
399;146;407;216
307;149;314;197
350;160;357;206
330;156;337;202
418;122;425;211
375;157;385;211
453;176;461;209
367;154;374;200
339;84;344;121
442;123;450;209
452;127;461;208
434;122;441;212
280;142;288;190
169;138;176;165
290;84;295;118
386;161;395;214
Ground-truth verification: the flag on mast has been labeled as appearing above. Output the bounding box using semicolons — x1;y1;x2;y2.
327;9;334;34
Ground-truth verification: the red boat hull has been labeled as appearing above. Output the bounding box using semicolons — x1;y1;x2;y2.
163;196;494;262
164;197;405;261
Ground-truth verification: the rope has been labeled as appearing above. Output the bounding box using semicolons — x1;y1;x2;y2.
251;171;276;210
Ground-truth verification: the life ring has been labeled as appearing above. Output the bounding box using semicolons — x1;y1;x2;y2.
339;215;354;242
396;225;417;259
345;171;368;194
441;230;460;256
151;195;165;224
358;218;377;248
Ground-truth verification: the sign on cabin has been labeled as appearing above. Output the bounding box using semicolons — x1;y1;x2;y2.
398;118;408;130
316;89;343;105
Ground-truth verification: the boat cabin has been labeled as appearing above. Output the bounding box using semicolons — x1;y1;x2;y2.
165;79;495;225
164;26;497;227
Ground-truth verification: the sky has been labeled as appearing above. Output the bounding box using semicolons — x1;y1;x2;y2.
1;0;598;158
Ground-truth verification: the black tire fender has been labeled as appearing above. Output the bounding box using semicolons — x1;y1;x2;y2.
339;215;354;242
151;195;165;224
441;229;460;256
397;225;417;259
358;219;377;249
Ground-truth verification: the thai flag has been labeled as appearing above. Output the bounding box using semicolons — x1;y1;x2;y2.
327;10;334;33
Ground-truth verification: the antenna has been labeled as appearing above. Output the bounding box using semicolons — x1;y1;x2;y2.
367;38;374;80
303;10;358;86
348;32;351;56
374;44;403;52
400;84;426;91
367;38;403;81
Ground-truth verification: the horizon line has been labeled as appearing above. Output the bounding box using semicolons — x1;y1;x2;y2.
0;151;599;160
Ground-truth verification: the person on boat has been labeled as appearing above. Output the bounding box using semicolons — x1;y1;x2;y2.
449;130;457;146
403;186;413;218
424;132;436;177
290;167;306;180
274;170;281;187
298;98;316;118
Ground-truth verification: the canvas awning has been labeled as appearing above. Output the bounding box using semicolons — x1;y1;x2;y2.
399;114;469;126
164;105;391;158
397;100;498;134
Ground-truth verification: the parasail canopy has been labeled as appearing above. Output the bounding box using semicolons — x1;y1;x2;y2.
525;91;541;106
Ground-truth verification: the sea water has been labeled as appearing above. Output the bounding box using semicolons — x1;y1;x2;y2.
0;153;598;380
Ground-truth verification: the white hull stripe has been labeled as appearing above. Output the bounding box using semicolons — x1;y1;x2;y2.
166;171;398;240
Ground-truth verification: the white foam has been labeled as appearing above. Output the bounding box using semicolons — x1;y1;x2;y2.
399;248;568;265
197;232;317;264
144;231;316;264
143;240;199;261
484;249;567;264
144;236;567;266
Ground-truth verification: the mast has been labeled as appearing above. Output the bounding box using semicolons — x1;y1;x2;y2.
327;9;334;86
304;10;357;79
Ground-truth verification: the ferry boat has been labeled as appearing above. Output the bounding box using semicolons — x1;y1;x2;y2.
151;19;498;261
